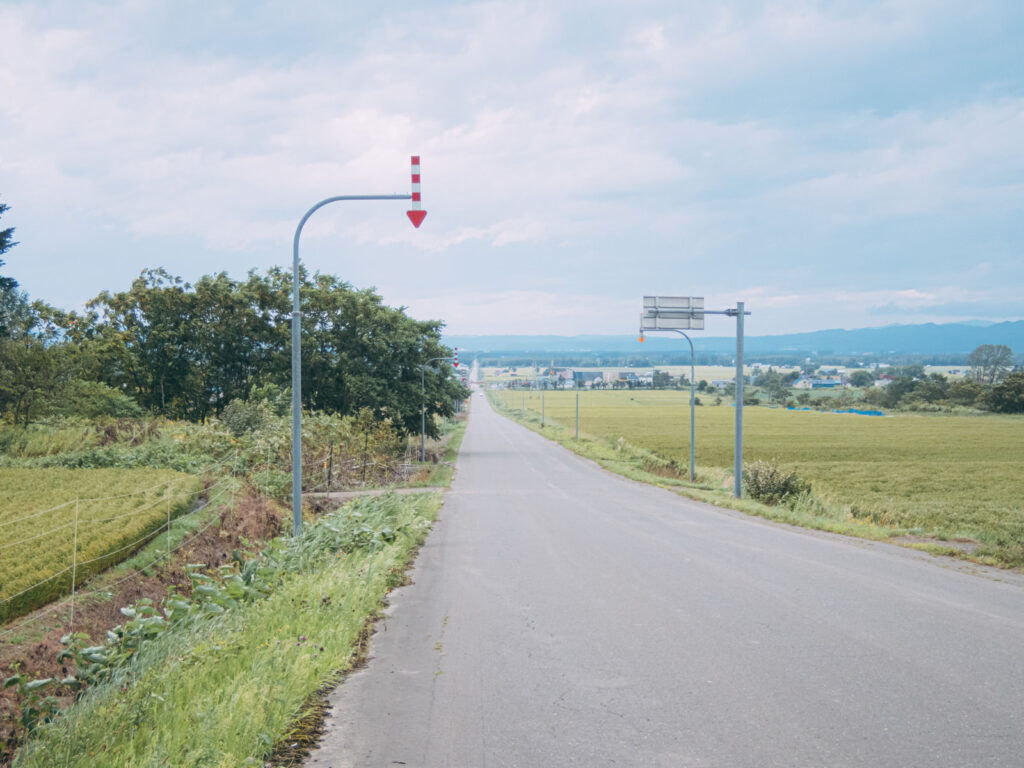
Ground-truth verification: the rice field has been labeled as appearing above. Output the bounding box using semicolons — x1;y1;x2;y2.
0;468;202;622
494;389;1024;557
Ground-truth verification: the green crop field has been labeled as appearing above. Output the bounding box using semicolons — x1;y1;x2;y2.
493;389;1024;563
0;468;202;622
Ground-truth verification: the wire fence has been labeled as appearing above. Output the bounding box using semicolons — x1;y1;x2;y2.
0;482;235;643
0;456;238;625
0;451;242;548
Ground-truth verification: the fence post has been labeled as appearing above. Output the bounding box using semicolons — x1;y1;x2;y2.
327;441;334;491
166;491;172;558
70;499;79;633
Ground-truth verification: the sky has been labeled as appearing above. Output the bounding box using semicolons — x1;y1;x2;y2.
0;0;1021;337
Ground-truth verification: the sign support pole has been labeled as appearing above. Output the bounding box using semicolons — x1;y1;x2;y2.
734;301;744;498
639;296;749;498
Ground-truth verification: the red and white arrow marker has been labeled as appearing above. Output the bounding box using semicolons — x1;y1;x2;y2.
407;155;427;228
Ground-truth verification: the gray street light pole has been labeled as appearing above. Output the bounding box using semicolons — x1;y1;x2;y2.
575;375;580;439
421;356;454;462
733;301;745;498
638;328;694;482
292;195;412;537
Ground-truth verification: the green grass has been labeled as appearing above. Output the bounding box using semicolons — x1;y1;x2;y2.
410;416;468;488
490;389;1024;567
0;468;202;622
13;492;441;768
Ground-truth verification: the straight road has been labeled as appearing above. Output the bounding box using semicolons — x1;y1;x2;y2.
306;392;1024;767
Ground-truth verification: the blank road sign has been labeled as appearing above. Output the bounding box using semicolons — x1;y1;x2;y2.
641;296;705;330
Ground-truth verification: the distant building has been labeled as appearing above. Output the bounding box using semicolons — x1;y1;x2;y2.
794;378;842;390
574;371;603;386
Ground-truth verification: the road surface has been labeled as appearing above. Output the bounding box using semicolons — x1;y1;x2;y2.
306;392;1024;767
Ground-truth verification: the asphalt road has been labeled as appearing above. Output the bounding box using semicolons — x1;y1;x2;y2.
306;392;1024;767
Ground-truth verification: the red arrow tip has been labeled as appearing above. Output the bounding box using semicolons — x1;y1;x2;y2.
407;210;427;228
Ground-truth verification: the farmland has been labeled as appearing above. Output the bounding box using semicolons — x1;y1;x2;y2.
491;389;1024;564
0;468;202;622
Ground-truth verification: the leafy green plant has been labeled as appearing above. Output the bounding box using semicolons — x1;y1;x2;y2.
2;674;62;735
742;459;812;506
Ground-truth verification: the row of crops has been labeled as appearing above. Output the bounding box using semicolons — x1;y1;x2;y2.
0;468;203;622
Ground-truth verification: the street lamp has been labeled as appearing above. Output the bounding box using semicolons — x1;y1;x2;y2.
421;356;455;462
290;157;427;537
639;328;696;482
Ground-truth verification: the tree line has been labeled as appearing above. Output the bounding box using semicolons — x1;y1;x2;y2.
0;198;467;434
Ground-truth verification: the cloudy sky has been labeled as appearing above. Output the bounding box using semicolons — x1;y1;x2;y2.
1;0;1021;336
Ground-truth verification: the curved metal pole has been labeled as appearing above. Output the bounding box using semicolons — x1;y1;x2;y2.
575;376;580;439
671;330;696;482
292;194;410;538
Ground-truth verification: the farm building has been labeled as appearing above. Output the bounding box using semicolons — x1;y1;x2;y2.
793;378;843;390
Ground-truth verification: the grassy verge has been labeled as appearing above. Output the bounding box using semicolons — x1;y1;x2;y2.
408;416;467;488
487;392;1019;569
13;492;440;768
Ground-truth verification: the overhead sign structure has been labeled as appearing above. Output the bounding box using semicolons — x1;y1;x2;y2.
637;295;750;498
641;296;705;331
407;155;427;228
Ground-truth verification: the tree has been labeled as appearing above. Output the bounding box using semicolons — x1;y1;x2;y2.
295;271;467;437
848;370;874;388
0;197;21;338
78;266;468;432
0;195;16;274
946;379;985;407
0;301;76;426
753;369;781;388
915;373;949;403
968;344;1013;385
753;369;789;405
984;372;1024;413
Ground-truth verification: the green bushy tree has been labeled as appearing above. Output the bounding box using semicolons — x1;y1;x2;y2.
985;372;1024;413
968;344;1013;385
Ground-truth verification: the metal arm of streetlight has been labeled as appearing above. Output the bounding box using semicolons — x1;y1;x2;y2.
291;194;410;539
639;327;695;482
421;356;455;462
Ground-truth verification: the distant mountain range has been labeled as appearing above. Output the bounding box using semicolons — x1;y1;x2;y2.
443;321;1024;357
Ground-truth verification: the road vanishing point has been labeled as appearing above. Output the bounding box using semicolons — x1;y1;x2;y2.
306;391;1024;767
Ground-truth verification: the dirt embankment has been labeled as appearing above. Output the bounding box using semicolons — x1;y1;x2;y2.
0;495;283;765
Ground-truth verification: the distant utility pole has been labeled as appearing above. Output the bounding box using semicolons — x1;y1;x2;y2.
639;296;750;498
575;375;580;439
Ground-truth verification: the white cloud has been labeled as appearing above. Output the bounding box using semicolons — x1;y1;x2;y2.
406;290;637;335
1;0;1020;334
